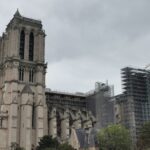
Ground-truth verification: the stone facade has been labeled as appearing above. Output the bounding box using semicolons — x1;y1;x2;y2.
0;10;47;150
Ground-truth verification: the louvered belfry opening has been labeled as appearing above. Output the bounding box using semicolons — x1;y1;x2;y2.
19;30;25;59
29;32;34;61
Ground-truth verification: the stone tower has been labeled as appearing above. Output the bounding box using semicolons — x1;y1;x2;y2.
0;10;47;150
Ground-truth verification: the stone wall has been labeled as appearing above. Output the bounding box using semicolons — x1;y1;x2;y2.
0;129;8;149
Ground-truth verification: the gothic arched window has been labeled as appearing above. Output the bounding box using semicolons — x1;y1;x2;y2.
29;32;34;61
19;30;25;59
19;66;24;81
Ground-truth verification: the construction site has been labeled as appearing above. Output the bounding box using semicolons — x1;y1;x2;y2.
115;67;150;143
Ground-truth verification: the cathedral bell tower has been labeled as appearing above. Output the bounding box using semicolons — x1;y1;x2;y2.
0;10;47;150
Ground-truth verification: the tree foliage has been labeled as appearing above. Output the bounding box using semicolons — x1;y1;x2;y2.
137;121;150;150
36;135;75;150
97;124;132;150
10;142;24;150
16;148;24;150
58;143;75;150
36;135;59;150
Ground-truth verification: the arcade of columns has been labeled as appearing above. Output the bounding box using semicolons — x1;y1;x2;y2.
48;106;96;142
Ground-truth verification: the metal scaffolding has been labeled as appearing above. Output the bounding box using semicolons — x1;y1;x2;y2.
119;67;150;140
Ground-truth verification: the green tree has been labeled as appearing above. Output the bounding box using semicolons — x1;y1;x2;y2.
16;148;24;150
137;121;150;150
97;124;132;150
58;142;75;150
36;135;59;150
36;135;75;150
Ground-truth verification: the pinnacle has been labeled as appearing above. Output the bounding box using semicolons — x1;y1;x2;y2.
14;9;21;17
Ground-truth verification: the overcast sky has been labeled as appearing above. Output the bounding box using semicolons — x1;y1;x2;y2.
1;0;150;94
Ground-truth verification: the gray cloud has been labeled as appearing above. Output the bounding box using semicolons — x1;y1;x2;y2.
1;0;150;94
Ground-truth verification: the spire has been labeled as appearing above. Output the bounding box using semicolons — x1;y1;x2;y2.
14;9;21;17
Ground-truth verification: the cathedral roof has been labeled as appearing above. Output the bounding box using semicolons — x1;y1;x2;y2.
75;128;98;148
22;84;33;94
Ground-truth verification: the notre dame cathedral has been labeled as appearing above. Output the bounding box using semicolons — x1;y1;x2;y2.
0;10;48;150
0;10;114;150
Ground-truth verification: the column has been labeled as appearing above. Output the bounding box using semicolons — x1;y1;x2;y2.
49;108;57;137
60;111;69;141
20;103;32;150
8;93;18;148
73;111;81;129
35;102;44;145
20;92;33;150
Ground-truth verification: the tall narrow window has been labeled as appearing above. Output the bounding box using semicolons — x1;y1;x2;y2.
29;32;34;61
19;30;25;59
29;68;34;82
19;67;24;81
